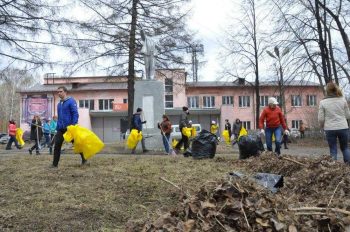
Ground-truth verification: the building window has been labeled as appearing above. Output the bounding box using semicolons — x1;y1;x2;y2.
222;96;233;105
164;78;173;109
242;121;251;130
123;98;128;104
307;95;317;106
292;120;302;129
273;96;281;105
165;95;173;108
188;96;199;108
165;78;173;93
291;95;302;107
260;96;269;107
79;99;94;110
98;99;113;111
203;96;215;108
239;96;250;107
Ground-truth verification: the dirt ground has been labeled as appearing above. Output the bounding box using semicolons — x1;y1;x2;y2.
0;138;349;231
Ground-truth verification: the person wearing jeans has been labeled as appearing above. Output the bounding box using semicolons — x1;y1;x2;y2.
318;82;350;163
259;97;289;155
158;114;172;155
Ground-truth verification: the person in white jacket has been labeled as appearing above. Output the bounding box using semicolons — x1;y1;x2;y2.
318;82;350;163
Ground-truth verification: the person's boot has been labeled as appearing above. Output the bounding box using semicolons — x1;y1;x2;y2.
28;149;32;155
36;151;40;155
80;154;88;165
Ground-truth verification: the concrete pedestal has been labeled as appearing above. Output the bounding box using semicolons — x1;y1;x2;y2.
133;80;165;151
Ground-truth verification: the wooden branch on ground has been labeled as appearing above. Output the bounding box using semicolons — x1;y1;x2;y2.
160;177;191;198
281;157;308;167
328;180;343;207
289;207;350;216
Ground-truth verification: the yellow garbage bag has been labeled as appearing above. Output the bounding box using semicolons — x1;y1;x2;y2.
182;127;191;137
191;127;197;137
222;130;230;144
172;139;178;149
16;128;25;146
238;127;248;139
210;124;218;134
63;125;105;160
126;129;142;149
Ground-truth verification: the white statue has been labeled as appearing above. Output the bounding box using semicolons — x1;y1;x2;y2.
141;30;156;80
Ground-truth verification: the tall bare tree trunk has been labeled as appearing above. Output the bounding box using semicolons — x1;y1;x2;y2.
319;1;350;64
315;0;331;83
252;0;260;128
127;0;138;127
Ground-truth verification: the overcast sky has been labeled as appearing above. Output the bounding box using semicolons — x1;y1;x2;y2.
46;0;238;81
188;0;238;81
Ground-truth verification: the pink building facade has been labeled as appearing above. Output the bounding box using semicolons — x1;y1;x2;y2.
18;69;324;142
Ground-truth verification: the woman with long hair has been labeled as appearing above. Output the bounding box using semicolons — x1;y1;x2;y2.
318;82;350;163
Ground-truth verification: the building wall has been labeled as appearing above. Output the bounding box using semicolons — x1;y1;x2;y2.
19;71;326;142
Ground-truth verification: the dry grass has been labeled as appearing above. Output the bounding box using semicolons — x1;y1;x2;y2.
0;143;240;231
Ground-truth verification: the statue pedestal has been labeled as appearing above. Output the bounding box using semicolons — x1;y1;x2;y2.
133;80;165;151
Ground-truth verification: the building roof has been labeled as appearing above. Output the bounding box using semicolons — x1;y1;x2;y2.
18;82;128;93
186;80;320;87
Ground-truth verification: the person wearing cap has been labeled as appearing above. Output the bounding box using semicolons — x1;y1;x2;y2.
174;106;190;154
131;107;148;154
210;120;218;135
259;97;289;155
5;120;22;150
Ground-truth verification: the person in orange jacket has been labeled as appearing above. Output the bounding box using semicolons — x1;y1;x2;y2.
5;120;22;150
259;97;289;155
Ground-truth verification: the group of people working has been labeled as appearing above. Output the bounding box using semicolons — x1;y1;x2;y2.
6;86;86;168
5;82;350;164
131;82;350;164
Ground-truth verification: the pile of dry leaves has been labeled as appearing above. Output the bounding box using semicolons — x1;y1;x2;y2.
126;153;350;232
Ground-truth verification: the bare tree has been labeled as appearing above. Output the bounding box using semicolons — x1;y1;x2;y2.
0;0;66;71
0;69;36;131
62;0;194;125
221;0;268;128
269;0;350;90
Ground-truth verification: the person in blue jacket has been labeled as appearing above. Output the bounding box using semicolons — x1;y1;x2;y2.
49;115;57;155
131;107;148;154
51;86;86;167
41;118;51;149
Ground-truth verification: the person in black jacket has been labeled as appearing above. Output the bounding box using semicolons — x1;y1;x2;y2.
174;106;190;154
29;115;43;155
224;119;232;140
131;108;148;154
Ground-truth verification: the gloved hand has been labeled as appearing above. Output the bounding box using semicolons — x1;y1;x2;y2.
260;129;265;135
142;120;147;124
284;130;290;136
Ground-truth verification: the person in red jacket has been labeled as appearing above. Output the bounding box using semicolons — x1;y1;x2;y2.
259;97;289;155
5;120;22;150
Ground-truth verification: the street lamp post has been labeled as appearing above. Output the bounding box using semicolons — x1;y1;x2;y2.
266;46;289;116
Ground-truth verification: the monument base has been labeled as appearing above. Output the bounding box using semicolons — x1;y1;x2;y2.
133;80;165;151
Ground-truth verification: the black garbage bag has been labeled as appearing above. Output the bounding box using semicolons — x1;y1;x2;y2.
229;171;283;193
238;134;264;159
191;130;219;159
253;173;284;193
